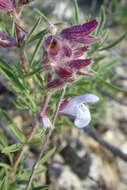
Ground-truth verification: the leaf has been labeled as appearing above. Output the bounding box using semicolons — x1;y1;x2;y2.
99;57;119;74
24;67;43;79
26;17;42;43
96;76;127;95
99;33;127;51
30;35;45;66
0;109;26;143
27;29;47;44
39;147;56;165
98;29;110;47
2;143;22;154
96;6;106;35
0;132;8;147
0;176;9;190
0;58;25;92
31;185;49;190
34;9;50;23
74;0;79;24
0;163;11;170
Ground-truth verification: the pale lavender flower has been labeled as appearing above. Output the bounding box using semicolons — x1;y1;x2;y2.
59;94;99;128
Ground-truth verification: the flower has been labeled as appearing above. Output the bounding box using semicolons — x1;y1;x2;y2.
43;19;100;89
0;0;14;12
0;0;32;13
59;94;99;128
0;32;17;47
38;114;52;128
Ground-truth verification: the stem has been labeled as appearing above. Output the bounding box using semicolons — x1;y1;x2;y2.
26;86;67;190
52;85;67;126
9;123;38;181
20;51;29;73
40;92;52;115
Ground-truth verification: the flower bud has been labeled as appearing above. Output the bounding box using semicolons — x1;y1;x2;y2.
0;32;17;48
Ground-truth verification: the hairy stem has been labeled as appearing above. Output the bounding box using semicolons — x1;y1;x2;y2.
10;93;52;181
20;51;29;73
26;86;67;190
9;123;38;181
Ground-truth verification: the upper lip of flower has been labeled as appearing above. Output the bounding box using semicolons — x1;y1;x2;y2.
59;94;99;128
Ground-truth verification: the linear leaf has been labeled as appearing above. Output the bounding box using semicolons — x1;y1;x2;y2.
74;0;79;24
96;76;127;95
34;8;50;23
0;163;11;170
30;35;45;66
24;67;43;79
2;143;22;154
39;147;56;165
27;29;47;44
0;176;9;190
99;33;127;51
0;131;8;147
0;109;26;143
31;186;49;190
0;58;25;92
96;6;106;35
26;17;42;43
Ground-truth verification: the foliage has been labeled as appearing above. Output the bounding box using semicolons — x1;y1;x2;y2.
0;0;126;189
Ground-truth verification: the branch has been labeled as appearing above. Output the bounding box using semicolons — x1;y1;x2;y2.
84;127;127;162
26;86;67;190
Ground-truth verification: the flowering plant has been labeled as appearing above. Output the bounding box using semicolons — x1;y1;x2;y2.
0;0;127;189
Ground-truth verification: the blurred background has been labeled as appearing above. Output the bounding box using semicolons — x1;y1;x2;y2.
0;0;127;190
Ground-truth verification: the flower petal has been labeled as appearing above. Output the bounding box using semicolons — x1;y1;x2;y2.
73;46;89;58
56;67;73;79
38;114;52;128
47;79;65;89
61;19;99;36
0;0;13;12
70;93;99;105
44;35;62;59
75;104;91;128
72;35;101;45
68;59;93;70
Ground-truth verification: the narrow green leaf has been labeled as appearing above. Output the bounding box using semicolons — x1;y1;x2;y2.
74;0;79;24
0;109;26;143
0;58;13;71
0;163;11;170
99;57;119;74
96;76;127;95
39;147;56;165
34;9;50;23
27;29;47;44
0;176;9;190
24;67;43;79
98;29;110;47
2;143;22;154
99;33;127;51
30;35;44;66
0;131;8;147
26;17;42;43
0;58;25;92
96;6;106;35
31;186;49;190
